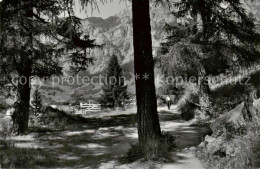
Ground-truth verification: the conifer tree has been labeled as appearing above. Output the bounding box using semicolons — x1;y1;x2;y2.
132;0;162;146
161;0;260;114
0;0;98;134
100;55;128;108
31;87;43;115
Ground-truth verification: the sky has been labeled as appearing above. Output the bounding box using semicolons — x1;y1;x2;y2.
74;1;130;19
0;0;129;19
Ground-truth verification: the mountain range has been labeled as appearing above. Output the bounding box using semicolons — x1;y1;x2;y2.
35;3;174;104
34;1;260;105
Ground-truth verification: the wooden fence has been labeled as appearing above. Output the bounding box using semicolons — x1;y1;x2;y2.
50;103;101;115
78;103;101;114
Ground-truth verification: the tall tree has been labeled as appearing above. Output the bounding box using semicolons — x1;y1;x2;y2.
0;0;97;134
31;86;43;115
100;55;129;108
160;0;260;114
132;0;161;145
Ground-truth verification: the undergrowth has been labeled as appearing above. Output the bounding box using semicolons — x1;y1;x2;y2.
179;93;199;121
0;141;57;168
121;132;175;163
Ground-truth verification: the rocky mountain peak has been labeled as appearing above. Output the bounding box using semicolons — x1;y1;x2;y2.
79;4;174;74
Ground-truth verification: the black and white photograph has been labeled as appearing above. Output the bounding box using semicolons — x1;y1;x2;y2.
0;0;260;168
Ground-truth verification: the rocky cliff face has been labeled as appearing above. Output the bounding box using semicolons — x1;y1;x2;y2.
78;4;175;74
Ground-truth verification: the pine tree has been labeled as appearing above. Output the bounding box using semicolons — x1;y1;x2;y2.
132;0;162;146
161;0;260;114
0;0;98;134
31;87;43;115
100;55;129;108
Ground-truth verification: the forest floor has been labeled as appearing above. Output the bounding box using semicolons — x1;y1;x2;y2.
81;107;137;118
0;106;210;169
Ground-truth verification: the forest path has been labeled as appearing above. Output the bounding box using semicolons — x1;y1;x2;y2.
0;106;210;169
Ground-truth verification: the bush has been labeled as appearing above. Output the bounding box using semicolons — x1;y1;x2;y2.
122;132;175;163
29;107;89;131
179;93;199;121
0;141;56;168
157;85;185;105
210;70;260;117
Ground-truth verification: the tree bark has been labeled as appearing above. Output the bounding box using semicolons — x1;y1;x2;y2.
132;0;161;145
12;4;33;134
12;58;32;134
198;70;211;116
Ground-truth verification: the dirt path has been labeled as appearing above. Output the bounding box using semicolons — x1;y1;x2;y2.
161;151;204;169
0;106;209;169
158;107;205;169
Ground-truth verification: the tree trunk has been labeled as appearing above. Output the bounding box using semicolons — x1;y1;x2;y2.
13;59;32;134
132;0;161;145
199;75;211;116
12;4;33;134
